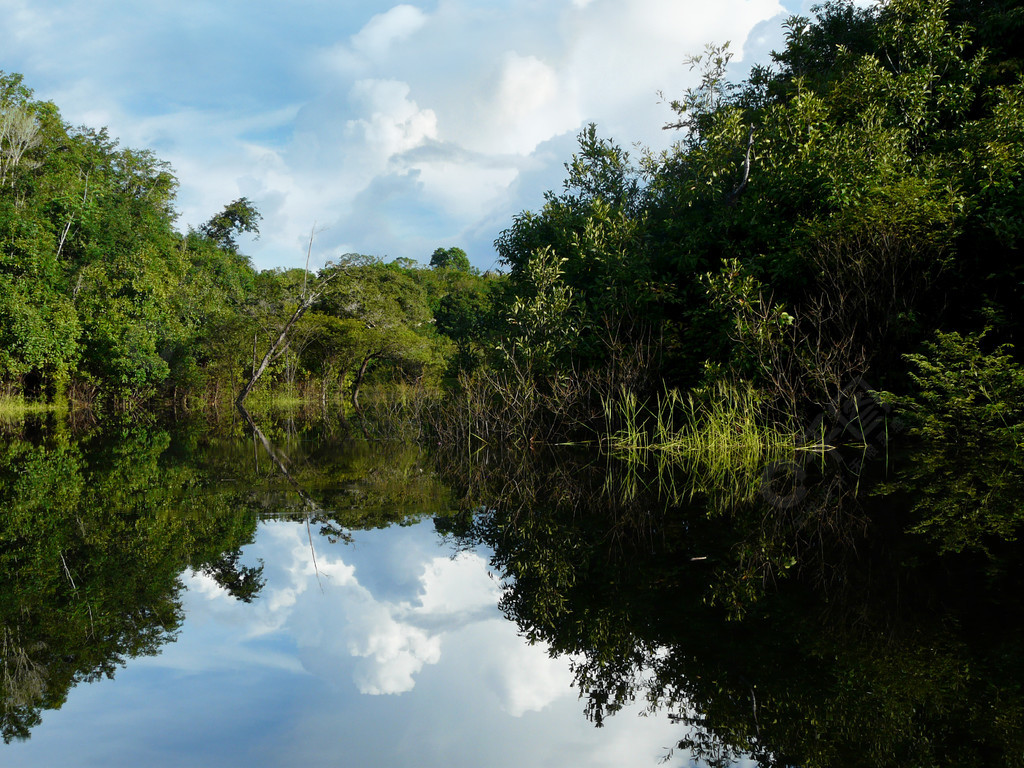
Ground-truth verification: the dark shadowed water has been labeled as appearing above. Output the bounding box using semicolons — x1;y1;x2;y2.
2;410;1023;767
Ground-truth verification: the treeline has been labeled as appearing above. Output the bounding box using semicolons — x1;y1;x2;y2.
0;70;498;405
4;0;1024;431
481;0;1024;438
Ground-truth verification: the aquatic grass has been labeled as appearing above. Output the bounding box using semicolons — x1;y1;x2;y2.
353;381;447;441
603;382;809;504
601;385;785;510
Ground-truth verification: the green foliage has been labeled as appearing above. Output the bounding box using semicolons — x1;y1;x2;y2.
501;246;580;372
0;69;261;401
434;279;494;373
4;0;1024;427
0;275;79;384
495;125;656;378
897;330;1024;448
198;197;262;253
484;0;1024;425
312;258;452;402
0;425;262;742
428;245;471;272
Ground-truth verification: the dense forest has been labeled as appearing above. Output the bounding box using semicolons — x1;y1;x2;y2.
2;0;1023;446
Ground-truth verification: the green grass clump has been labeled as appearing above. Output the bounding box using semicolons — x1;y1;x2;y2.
604;382;801;470
604;382;811;506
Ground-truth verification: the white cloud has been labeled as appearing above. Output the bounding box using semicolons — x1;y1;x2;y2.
56;519;731;768
187;570;231;601
345;78;438;162
0;0;791;269
191;528;504;697
324;4;430;74
413;160;520;220
352;4;428;59
495;53;559;122
348;611;442;694
491;636;577;717
471;52;578;156
2;0;51;50
416;553;500;615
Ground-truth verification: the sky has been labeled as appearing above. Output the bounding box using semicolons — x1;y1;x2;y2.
1;0;823;272
4;519;758;768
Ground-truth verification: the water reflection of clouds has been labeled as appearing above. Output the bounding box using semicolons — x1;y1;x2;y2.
6;520;695;767
178;519;656;734
200;521;504;696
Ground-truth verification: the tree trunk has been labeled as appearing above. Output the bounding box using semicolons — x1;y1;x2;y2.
351;351;383;410
236;260;346;404
237;294;316;404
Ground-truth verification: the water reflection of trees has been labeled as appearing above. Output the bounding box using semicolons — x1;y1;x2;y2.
0;424;262;743
434;444;1024;767
5;407;1022;762
232;406;457;544
0;412;459;743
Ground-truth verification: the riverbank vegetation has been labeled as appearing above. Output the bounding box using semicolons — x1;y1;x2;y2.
2;0;1023;454
4;3;1024;757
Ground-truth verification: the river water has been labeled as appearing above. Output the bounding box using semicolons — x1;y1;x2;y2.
2;411;1022;767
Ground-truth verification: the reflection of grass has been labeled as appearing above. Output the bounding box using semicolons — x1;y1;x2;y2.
355;383;444;440
239;390;310;410
604;383;819;507
0;396;60;421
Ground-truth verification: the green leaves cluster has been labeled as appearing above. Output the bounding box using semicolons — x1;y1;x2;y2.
0;71;260;399
490;0;1024;420
0;69;483;405
495;124;653;374
899;330;1024;448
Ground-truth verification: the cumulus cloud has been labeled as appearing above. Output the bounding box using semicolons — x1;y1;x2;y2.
187;570;233;602
412;155;520;220
141;520;712;768
416;553;500;615
352;4;429;60
489;635;577;717
343;551;498;694
345;78;439;165
0;0;791;269
323;4;429;73
347;604;442;694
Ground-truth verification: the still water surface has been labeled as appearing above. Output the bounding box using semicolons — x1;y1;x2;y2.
2;412;1023;767
0;417;695;767
11;521;688;767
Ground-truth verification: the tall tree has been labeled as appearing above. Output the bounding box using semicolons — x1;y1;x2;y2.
198;197;262;253
429;246;472;272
